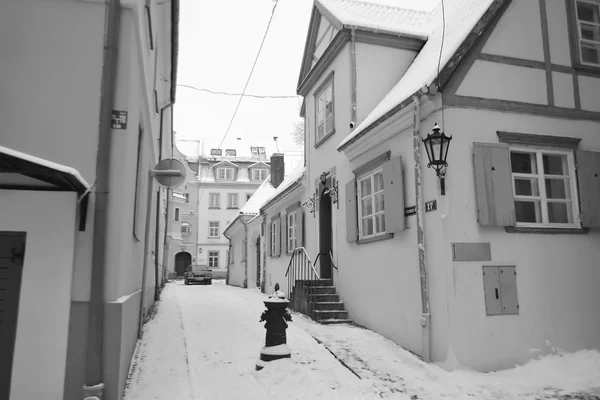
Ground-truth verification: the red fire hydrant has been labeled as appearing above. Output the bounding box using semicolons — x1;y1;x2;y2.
256;283;292;370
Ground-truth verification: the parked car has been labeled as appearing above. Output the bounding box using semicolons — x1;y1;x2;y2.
184;264;212;285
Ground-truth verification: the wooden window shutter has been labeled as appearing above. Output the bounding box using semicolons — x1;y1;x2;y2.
315;186;320;212
285;213;289;252
576;150;600;228
382;155;405;233
277;216;282;256
345;179;358;242
298;212;305;248
473;142;516;227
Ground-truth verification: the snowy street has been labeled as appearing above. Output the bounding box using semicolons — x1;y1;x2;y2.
124;281;600;400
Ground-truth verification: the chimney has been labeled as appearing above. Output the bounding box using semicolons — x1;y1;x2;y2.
270;153;285;188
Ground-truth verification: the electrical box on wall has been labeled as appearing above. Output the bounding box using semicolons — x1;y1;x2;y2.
482;266;519;316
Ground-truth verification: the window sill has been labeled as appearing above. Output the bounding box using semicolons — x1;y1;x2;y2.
209;207;220;210
574;64;600;77
227;207;239;210
208;236;220;239
314;129;336;149
357;233;394;245
504;226;589;235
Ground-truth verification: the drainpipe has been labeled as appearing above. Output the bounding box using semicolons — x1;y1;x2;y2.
83;0;121;398
350;28;358;126
412;94;431;363
241;218;249;288
223;231;231;284
157;102;173;297
138;173;155;339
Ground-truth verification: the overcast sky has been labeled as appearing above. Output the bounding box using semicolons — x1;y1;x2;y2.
173;0;440;164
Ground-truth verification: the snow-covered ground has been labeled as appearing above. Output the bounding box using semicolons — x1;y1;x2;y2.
124;280;600;400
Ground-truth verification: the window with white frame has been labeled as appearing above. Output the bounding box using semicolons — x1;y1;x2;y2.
251;146;259;158
227;193;239;209
181;222;191;234
209;193;220;208
217;167;234;180
208;251;219;268
509;147;580;226
252;169;269;181
258;147;266;158
270;219;279;256
287;212;297;252
357;168;385;238
209;221;220;237
315;78;334;143
575;0;600;66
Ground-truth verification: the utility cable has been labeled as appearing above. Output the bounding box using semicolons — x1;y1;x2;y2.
178;84;299;99
436;0;446;129
216;0;279;150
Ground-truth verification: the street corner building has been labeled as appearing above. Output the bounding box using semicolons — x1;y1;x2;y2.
230;0;600;374
0;0;179;399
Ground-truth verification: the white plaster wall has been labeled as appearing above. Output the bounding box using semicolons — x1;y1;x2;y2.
0;191;77;400
578;76;600;112
545;0;572;66
246;220;262;289
335;124;427;358
355;43;415;125
0;0;104;183
437;107;600;371
482;0;544;62
303;47;352;262
553;72;575;109
263;188;306;296
457;61;548;104
226;223;246;287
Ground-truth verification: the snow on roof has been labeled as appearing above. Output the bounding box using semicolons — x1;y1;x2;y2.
260;164;306;212
317;0;432;39
0;145;90;190
337;0;495;149
223;162;305;234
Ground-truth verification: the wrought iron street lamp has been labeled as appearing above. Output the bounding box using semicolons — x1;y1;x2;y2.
422;123;452;195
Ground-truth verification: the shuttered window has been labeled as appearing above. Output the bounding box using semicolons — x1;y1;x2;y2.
474;141;600;229
345;154;405;242
269;215;281;257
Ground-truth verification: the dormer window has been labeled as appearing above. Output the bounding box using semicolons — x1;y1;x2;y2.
252;168;269;181
217;167;234;180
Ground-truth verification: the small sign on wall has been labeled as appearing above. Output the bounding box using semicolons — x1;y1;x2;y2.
111;110;128;129
425;200;437;212
404;205;416;216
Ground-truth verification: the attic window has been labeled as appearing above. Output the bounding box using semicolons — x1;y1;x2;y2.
225;149;237;156
251;147;259;158
251;146;266;159
210;149;222;156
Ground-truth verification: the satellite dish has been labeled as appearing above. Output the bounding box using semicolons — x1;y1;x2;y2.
152;158;186;189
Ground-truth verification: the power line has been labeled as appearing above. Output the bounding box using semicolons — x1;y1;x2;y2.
216;0;279;150
178;84;299;99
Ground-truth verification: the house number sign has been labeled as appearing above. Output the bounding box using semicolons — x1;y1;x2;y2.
425;200;437;212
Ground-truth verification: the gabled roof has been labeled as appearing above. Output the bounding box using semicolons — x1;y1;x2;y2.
260;165;306;213
212;160;238;168
247;161;270;169
317;0;432;38
338;0;507;150
298;0;433;91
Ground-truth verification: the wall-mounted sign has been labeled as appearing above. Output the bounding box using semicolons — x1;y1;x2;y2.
425;200;437;212
404;205;416;216
111;110;128;129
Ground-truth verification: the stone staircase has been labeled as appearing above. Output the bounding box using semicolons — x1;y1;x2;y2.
291;279;351;324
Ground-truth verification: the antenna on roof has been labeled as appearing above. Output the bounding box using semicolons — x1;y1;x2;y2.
273;136;280;152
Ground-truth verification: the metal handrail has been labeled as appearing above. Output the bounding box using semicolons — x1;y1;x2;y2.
313;250;338;271
284;247;320;278
285;247;321;320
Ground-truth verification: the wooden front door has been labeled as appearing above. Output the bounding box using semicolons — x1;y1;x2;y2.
0;232;26;400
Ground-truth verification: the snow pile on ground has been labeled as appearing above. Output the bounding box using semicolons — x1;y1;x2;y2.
124;281;600;400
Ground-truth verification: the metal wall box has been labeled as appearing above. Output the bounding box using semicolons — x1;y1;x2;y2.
482;266;519;316
452;242;492;261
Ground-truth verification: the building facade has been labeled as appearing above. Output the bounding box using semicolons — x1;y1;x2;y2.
293;0;600;373
197;147;270;278
166;142;200;278
0;1;179;399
